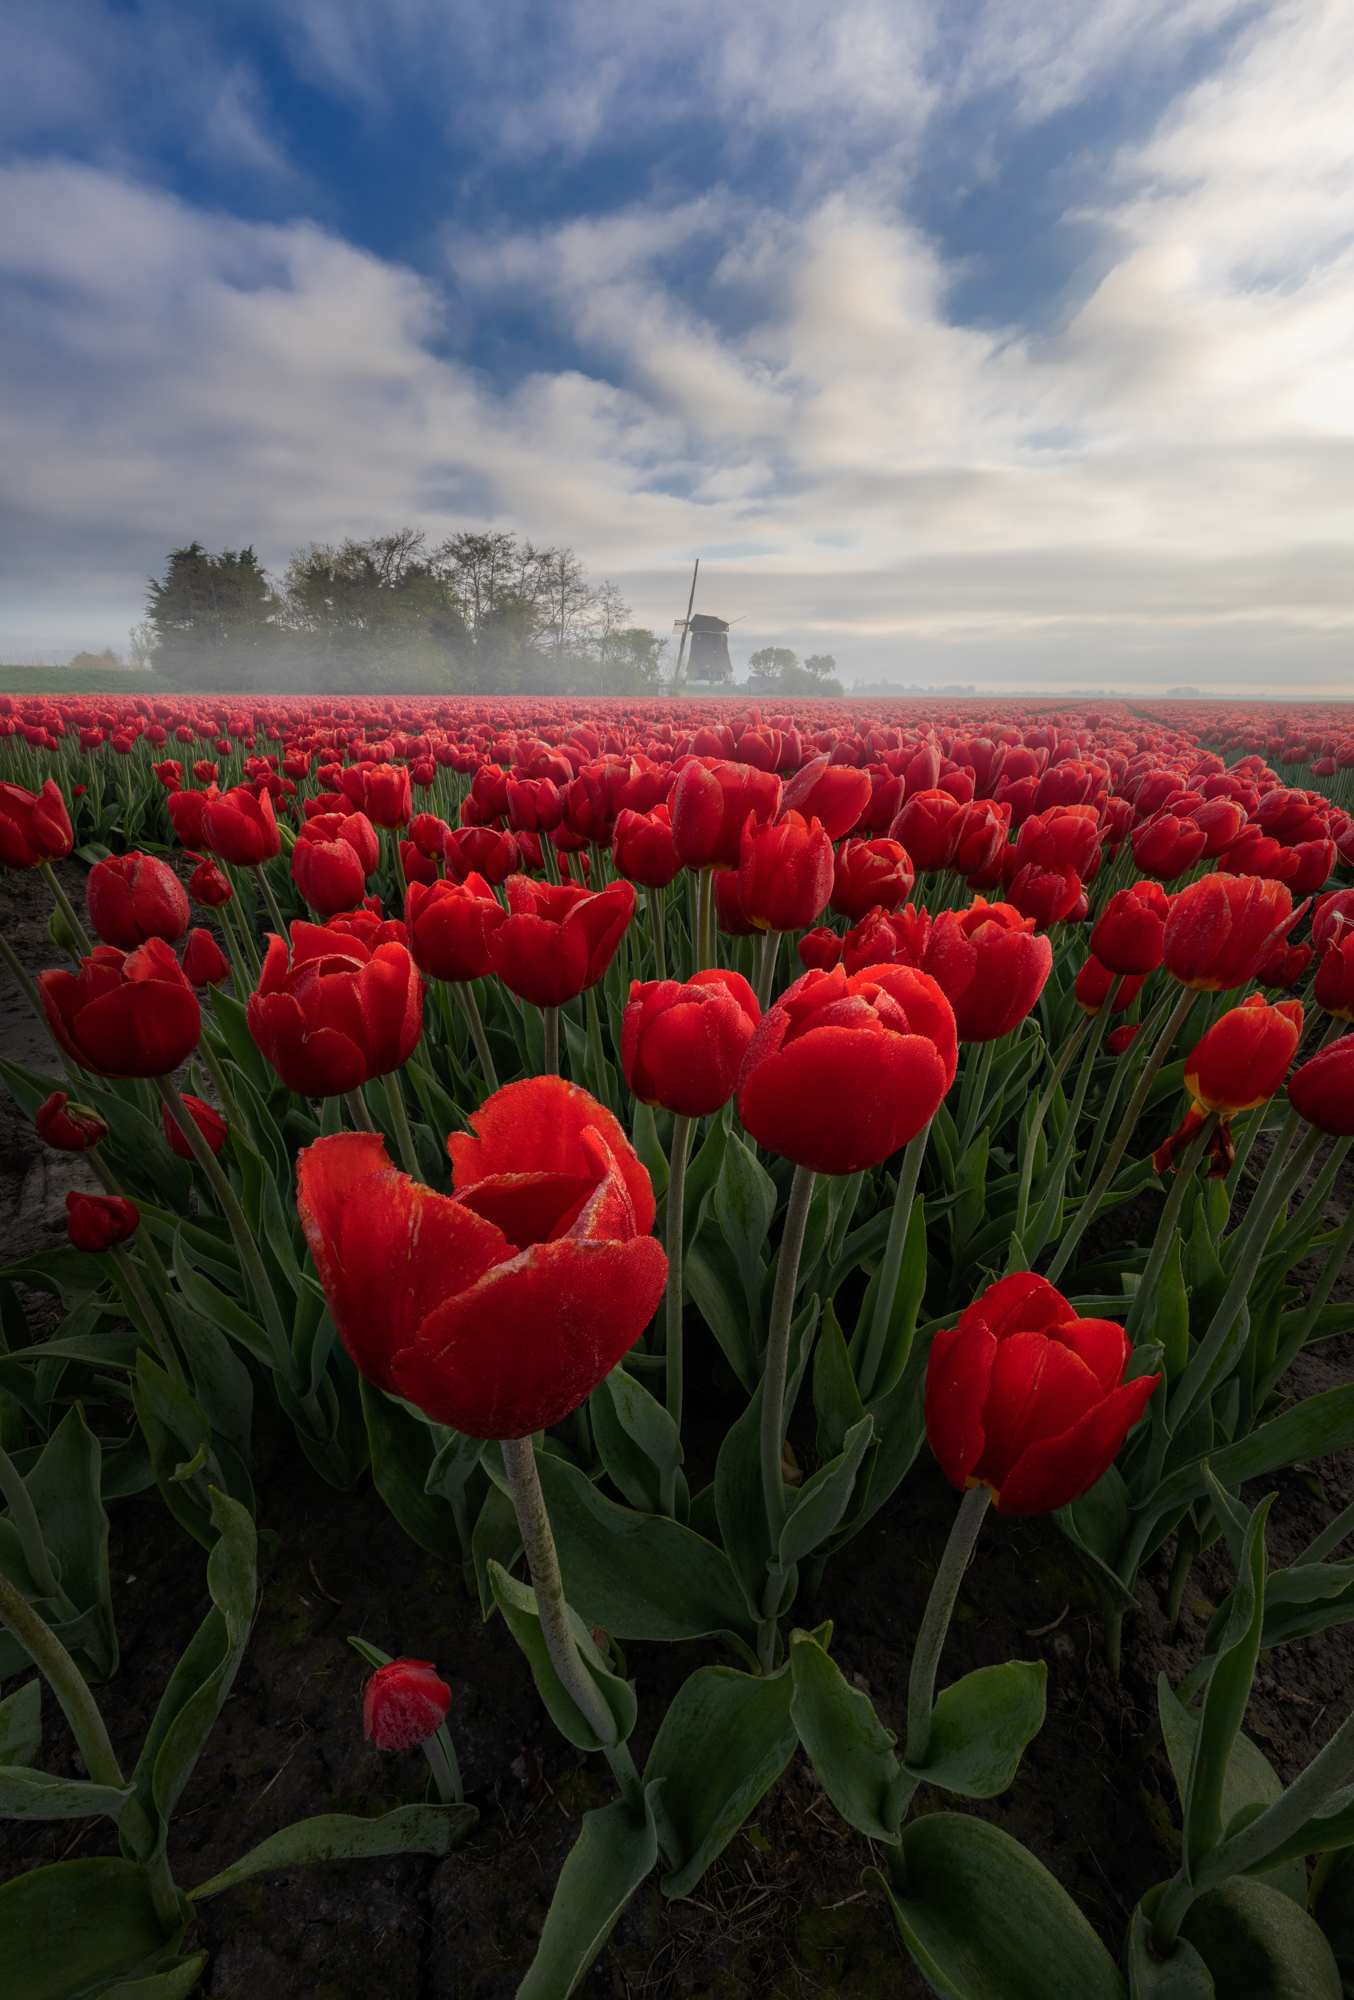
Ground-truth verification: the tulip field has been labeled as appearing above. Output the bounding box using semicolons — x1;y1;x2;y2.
3;690;1354;1998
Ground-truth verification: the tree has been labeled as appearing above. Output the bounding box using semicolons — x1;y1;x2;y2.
803;654;837;682
748;646;799;679
146;543;280;688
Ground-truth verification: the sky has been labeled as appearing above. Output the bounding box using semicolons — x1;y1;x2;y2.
2;0;1353;692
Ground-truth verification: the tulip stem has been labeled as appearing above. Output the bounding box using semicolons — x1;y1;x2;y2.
39;860;93;957
381;1070;425;1182
1282;1178;1354;1356
500;1435;619;1749
345;1089;377;1134
1125;1114;1218;1345
697;868;714;972
0;927;84;1078
1080;985;1171;1192
1044;984;1199;1287
858;1122;932;1403
224;868;263;979
759;1163;818;1595
1010;1014;1091;1250
1025;980;1122;1255
584;985;615;1113
956;1040;996;1159
904;1483;991;1770
110;1240;189;1390
755;930;782;1014
252;862;287;939
455;982;498;1094
0;1567;125;1792
542;1006;560;1077
0;1441;72;1611
214;900;254;995
646;887;667;982
662;1115;695;1460
195;1028;246;1134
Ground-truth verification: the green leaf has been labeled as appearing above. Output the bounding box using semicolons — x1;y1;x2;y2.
645;1662;797;1898
0;1764;136;1824
1145;1388;1354;1535
589;1364;685;1520
1056;1464;1139;1615
208;984;273;1098
0;1679;41;1768
0;1246;106;1310
776;1416;874;1574
682;1109;728;1246
870;1812;1127;1999
192;1802;477;1900
813;1298;866;1460
1157;1675;1304;1901
537;1448;757;1656
164;1299;254;1461
908;1660;1047;1799
1124;1899;1215;1997
131;1356;219;1549
488;1562;637;1752
789;1631;911;1840
516;1786;659;2000
714;1381;772;1621
629;1100;669;1196
360;1380;462;1561
471;1481;521;1620
1312;1846;1354;1989
171;1223;273;1369
425;1428;485;1510
684;1221;758;1392
0;1856;184;2000
850;1192;928;1401
92;1958;208;2000
1184;1494;1273;1872
1178;1877;1341;1999
1156;1234;1191;1378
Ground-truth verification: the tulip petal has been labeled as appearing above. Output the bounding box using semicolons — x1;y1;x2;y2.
971;1331;1103;1490
924;1316;995;1490
456;1171;597;1249
737;1025;948;1175
448;1074;656;1235
393;1233;668;1438
1051;1316;1131;1395
297;1133;511;1395
994;1373;1159;1515
958;1271;1070;1340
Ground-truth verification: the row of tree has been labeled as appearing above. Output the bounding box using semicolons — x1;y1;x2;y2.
139;531;669;695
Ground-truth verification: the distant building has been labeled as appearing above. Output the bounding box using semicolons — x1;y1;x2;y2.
1165;685;1203;697
686;614;733;682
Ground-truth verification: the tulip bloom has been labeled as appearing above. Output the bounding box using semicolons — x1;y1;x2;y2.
1257;942;1314;990
611;805;681;889
841;902;930;975
85;852;191;950
797;927;843;972
1130;812;1207;883
444;825;519;886
35;1092;108;1152
405;873;507;984
66;1191;140;1255
925;1272;1158;1515
40;939;201;1077
339;761;412;830
363;1660;451;1752
1155;994;1303;1176
888;789;964;872
187;857;233;908
952;798;1010;881
738;811;834;933
488;876;633;1009
923;899;1052;1042
737;963;957;1175
1313;888;1354;952
1162;874;1301;991
669;759;781;871
1005;861;1082;929
246;923;423;1096
182;927;232;988
1014;805;1103;883
296;1077;666;1437
202;785;280;866
292;813;378;916
780;758;873;840
0;780;74;868
1074;957;1146;1015
1288;1036;1354;1136
829;838;915;922
161;1092;228;1160
1315;933;1354;1021
166;788;216;851
623;970;760;1116
1090;882;1170;975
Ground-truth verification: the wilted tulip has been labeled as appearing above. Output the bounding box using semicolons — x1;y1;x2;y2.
363;1660;451;1752
35;1092;108;1153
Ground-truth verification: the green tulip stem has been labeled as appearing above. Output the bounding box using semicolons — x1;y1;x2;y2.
214;899;255;995
39;860;93;957
194;1030;246;1134
0;926;83;1078
697;867;714;972
252;861;288;940
500;1434;619;1750
1045;983;1199;1287
110;1240;189;1391
0;1441;71;1611
421;1726;464;1806
454;981;498;1094
956;1038;996;1160
662;1114;695;1461
84;1151;176;1308
904;1483;992;1769
345;1089;377;1134
1080;984;1172;1192
1284;1182;1354;1354
858;1121;932;1403
759;1163;818;1590
154;1073;294;1383
540;838;561;885
1125;1114;1219;1344
223;873;263;979
542;1005;560;1076
584;983;612;1111
381;1070;425;1182
1011;1013;1092;1248
646;886;667;982
0;1564;123;1793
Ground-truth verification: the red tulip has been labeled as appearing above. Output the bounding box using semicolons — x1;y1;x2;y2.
0;780;74;867
738;811;834;933
66;1190;140;1254
797;927;843;972
363;1660;451;1752
182;927;232;987
324;905;408;951
781;757;873;840
888;789;963;872
713;866;756;936
1190;796;1248;858
1090;882;1170;975
623;970;760;1116
405;874;507;983
1313;888;1354;952
85;852;190;950
187;856;233;908
1155;994;1303;1175
953;798;1010;881
1288;1036;1354;1135
1224;829;1299;882
296;1077;665;1436
167;788;216;851
444;825;519;885
830;838;915;922
161;1092;228;1159
612;805;681;889
669;759;781;871
1074;958;1146;1015
290;823;367;915
1315;933;1354;1020
925;1272;1157;1515
1253;787;1329;847
1257;942;1313;990
1106;1023;1141;1056
1286;838;1337;896
202;785;280;866
400;840;440;887
1014;805;1103;883
1131;812;1207;883
923;899;1052;1041
338;761;412;830
1162;874;1302;992
488;876;633;1008
1005;861;1082;929
39;939;201;1077
841;902;931;975
35;1092;108;1152
737;963;957;1174
246;923;423;1096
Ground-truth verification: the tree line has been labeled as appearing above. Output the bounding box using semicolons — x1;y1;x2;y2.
137;531;669;695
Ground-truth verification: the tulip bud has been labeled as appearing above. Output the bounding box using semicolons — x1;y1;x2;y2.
1106;1023;1141;1056
161;1092;228;1159
86;851;191;950
1090;882;1170;975
188;856;233;908
1073;957;1146;1015
362;1659;451;1752
1162;874;1301;992
182;927;232;988
923;899;1052;1042
66;1190;139;1253
1315;933;1354;1021
1288;1036;1354;1135
796;926;842;972
35;1091;108;1152
623;971;760;1116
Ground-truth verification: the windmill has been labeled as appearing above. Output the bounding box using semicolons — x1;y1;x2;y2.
671;561;738;683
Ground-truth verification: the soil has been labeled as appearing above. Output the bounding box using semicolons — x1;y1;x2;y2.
2;862;1353;1998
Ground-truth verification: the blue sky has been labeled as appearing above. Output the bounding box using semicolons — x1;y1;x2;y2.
2;0;1352;689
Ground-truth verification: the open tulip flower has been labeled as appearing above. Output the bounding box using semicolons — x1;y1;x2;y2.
737;962;957;1175
669;757;781;871
925;1273;1159;1515
1288;1034;1354;1134
1154;993;1303;1177
0;778;73;868
922;897;1052;1041
405;872;506;983
246;921;422;1096
488;874;634;1008
39;937;201;1076
1162;872;1302;990
297;1075;666;1437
